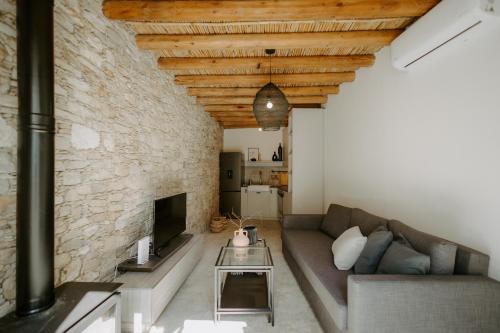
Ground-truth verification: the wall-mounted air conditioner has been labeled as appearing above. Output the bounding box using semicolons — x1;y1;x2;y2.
391;0;499;70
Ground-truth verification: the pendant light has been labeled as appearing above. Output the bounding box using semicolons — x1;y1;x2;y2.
253;49;289;131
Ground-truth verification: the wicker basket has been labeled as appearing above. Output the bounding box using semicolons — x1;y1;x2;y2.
210;216;227;233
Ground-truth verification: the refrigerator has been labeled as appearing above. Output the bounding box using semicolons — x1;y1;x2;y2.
220;152;245;216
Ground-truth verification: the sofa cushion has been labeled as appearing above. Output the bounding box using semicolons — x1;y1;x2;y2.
355;225;393;274
320;204;351;238
377;233;431;275
282;229;351;330
350;208;388;236
388;220;457;275
331;226;367;270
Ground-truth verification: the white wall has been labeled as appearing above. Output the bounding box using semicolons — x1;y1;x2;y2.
290;109;324;214
324;27;500;280
223;128;285;161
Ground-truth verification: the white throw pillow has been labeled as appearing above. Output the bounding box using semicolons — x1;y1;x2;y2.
331;226;367;270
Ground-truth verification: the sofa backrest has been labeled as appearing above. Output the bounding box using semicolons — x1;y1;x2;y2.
388;220;489;276
349;208;388;236
320;205;388;238
320;204;351;238
322;203;490;276
454;243;490;276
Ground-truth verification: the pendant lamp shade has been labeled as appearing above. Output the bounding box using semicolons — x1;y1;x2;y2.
253;49;288;131
253;82;289;131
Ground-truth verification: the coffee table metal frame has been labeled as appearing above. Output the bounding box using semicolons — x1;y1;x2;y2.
214;239;274;326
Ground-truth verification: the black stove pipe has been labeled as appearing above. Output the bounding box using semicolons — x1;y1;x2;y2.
16;0;55;316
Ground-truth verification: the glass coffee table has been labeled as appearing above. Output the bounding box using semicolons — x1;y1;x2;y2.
214;239;274;325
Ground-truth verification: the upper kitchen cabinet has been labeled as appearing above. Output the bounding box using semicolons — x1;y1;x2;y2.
286;109;324;214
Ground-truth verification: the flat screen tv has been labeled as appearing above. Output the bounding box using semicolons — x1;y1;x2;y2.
154;193;186;255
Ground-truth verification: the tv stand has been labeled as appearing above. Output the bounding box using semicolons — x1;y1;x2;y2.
117;233;193;272
115;234;203;332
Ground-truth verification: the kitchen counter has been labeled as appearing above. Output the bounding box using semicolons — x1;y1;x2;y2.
241;185;280;189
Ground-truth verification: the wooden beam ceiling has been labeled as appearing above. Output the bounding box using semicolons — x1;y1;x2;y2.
103;1;438;22
102;0;439;128
204;104;326;113
158;55;375;71
204;105;254;113
197;96;327;105
187;86;340;97
176;72;355;87
136;31;401;51
209;112;256;117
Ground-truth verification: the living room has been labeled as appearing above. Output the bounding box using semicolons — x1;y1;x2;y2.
1;0;500;332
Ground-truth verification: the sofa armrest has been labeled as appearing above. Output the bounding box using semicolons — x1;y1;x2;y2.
347;274;500;333
282;214;324;230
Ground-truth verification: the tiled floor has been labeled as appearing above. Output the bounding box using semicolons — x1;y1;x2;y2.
149;219;323;333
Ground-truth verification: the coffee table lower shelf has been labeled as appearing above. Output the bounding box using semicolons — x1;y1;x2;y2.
215;272;274;325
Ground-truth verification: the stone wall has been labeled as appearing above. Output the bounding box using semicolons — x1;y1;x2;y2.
0;0;222;316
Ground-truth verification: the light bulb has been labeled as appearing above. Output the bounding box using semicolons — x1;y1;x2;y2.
266;100;273;109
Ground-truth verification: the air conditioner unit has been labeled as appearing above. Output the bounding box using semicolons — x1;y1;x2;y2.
391;0;499;70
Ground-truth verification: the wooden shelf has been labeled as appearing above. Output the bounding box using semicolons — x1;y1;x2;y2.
244;160;284;167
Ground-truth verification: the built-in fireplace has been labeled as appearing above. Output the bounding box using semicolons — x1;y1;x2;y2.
0;1;122;332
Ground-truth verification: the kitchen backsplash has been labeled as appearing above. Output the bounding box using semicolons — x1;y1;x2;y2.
244;167;288;187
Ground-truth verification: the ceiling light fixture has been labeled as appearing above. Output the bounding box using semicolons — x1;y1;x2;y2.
253;49;289;131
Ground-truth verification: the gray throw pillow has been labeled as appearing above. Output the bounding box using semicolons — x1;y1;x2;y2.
320;204;351;239
377;233;430;275
354;226;393;274
388;220;457;275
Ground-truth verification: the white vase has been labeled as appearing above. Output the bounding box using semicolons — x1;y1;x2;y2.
233;228;250;247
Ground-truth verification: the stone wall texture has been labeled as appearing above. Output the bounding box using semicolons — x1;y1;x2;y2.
0;0;222;316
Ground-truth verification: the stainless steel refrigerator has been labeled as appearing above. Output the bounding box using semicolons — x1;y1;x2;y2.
220;152;245;216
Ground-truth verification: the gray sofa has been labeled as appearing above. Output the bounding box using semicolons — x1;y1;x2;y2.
282;204;500;333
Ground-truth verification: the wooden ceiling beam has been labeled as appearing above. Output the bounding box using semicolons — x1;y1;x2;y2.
137;31;400;51
213;114;256;119
198;95;327;105
188;86;339;97
204;104;321;112
158;55;375;71
223;125;261;129
103;1;439;22
176;72;355;87
221;121;259;126
214;117;257;122
220;121;288;127
209;111;255;117
205;105;254;112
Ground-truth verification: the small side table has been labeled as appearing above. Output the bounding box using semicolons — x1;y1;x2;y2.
214;239;274;325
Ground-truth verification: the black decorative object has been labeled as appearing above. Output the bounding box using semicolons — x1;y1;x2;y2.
278;143;283;161
243;226;258;245
272;152;278;161
253;49;289;131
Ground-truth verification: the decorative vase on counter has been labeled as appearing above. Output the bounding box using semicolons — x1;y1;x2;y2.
233;228;250;247
278;143;283;161
272;152;278;161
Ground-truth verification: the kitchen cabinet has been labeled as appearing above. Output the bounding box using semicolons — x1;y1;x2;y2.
241;187;279;219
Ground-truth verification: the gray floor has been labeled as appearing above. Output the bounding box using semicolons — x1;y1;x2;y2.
149;219;323;333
